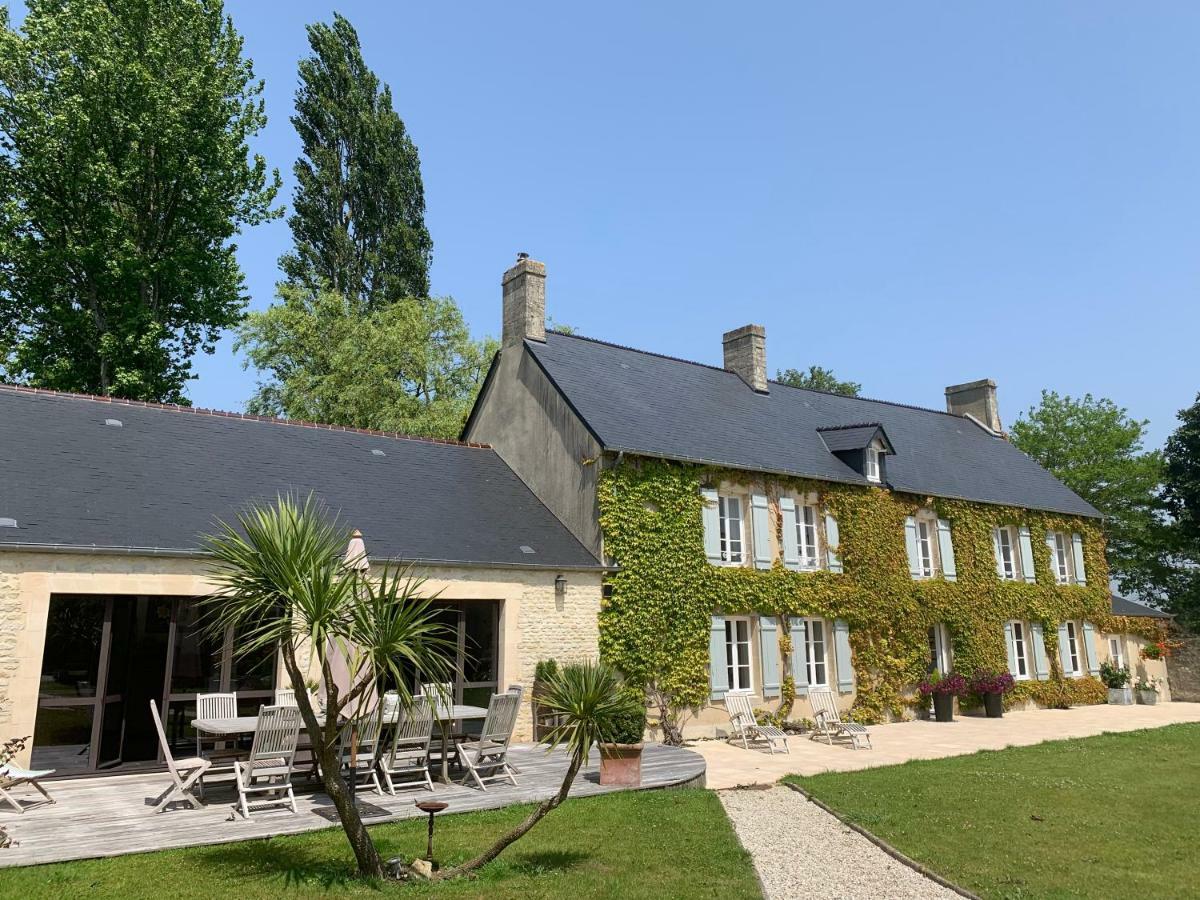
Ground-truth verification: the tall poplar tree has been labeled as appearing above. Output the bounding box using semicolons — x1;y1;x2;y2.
0;0;281;402
281;12;432;307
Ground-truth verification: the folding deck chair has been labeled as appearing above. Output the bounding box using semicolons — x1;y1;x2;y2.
149;699;211;813
723;692;789;754
808;688;872;750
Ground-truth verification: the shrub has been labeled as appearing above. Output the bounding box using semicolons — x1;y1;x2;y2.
607;687;648;744
970;669;1015;696
535;659;560;683
1135;676;1162;693
919;670;967;698
1099;660;1131;689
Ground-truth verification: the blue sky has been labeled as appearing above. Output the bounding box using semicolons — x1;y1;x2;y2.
15;2;1200;447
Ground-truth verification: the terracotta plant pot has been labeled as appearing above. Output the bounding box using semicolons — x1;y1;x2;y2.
982;692;1004;718
1108;687;1133;705
599;742;644;787
932;693;955;722
1137;690;1158;705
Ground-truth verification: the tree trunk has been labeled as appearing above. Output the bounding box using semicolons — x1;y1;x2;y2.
440;750;584;879
281;643;384;879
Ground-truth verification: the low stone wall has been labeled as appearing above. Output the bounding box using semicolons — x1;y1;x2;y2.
1166;623;1200;702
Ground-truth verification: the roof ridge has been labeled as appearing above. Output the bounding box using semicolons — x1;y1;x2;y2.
542;330;966;420
0;383;492;449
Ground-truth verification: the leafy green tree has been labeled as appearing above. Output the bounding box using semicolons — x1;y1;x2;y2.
776;365;861;396
238;285;495;439
1161;393;1200;625
0;0;280;402
282;13;431;308
1010;391;1166;598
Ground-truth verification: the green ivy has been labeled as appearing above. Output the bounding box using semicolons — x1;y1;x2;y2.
597;458;1154;724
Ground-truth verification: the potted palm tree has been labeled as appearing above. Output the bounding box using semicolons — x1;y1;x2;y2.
599;688;647;787
1100;661;1133;705
970;670;1015;718
919;670;967;722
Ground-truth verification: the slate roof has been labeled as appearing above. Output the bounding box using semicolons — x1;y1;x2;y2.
816;424;891;454
525;332;1100;518
0;386;602;569
1111;594;1171;619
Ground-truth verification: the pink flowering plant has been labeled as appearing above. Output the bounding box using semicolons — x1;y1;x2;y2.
970;669;1015;696
918;670;967;697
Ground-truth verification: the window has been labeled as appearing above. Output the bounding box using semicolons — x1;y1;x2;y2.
1011;621;1030;680
996;527;1019;581
928;624;951;674
865;444;882;483
795;504;821;569
1108;636;1125;670
1049;531;1072;585
804;618;828;687
1064;621;1081;677
916;520;934;578
718;496;743;564
725;618;753;692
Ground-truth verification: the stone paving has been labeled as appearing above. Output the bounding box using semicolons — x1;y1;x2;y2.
698;700;1200;788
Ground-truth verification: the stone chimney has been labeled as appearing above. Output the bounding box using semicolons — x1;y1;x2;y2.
722;324;768;394
502;253;546;348
945;378;1002;433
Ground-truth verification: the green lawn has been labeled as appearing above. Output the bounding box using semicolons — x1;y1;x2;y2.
0;788;759;900
788;723;1200;900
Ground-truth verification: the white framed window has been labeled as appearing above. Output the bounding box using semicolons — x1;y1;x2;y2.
996;526;1019;581
804;618;828;687
1049;531;1072;585
865;444;882;483
916;520;935;578
1108;636;1125;670
795;504;821;569
928;623;951;674
1064;621;1081;677
724;617;753;692
718;496;744;565
1011;620;1030;680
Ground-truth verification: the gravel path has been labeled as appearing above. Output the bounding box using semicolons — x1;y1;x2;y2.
719;786;961;900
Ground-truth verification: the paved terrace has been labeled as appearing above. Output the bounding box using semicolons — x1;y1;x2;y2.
0;743;705;868
698;701;1200;788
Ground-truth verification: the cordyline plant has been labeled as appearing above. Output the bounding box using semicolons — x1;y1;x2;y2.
203;494;455;880
970;670;1015;696
918;671;968;697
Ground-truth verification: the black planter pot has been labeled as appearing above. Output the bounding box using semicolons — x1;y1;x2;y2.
932;693;955;722
983;692;1004;718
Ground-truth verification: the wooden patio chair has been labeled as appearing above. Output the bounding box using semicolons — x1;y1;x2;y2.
808;688;872;750
456;691;521;791
148;699;210;813
194;691;240;797
234;705;302;818
274;688;296;706
723;693;789;754
380;695;435;794
0;762;56;814
337;713;385;795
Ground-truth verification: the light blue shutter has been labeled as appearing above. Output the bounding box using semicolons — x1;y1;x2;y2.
759;616;780;698
789;618;809;696
936;519;957;582
1003;621;1018;675
1081;621;1100;675
701;489;721;564
833;619;854;693
1057;623;1071;672
1018;526;1037;583
779;498;801;571
709;616;728;700
1031;623;1050;680
824;512;843;573
1071;533;1087;585
751;494;772;570
904;516;921;578
992;529;1006;578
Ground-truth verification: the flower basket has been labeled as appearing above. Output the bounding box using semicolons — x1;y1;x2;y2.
919;671;967;723
1135;676;1162;705
969;670;1015;719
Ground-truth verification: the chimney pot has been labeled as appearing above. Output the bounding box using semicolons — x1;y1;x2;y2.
722;324;768;393
945;378;1002;433
502;255;546;347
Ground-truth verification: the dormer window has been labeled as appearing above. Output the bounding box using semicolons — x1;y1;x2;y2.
817;424;894;485
865;444;882;483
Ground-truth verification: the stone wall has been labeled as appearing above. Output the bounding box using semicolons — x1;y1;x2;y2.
0;568;23;731
1166;622;1200;702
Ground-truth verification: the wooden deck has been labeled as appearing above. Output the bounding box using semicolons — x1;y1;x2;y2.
0;743;705;868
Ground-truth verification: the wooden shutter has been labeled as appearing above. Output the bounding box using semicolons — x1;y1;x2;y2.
701;488;721;564
936;518;957;582
824;512;843;573
1081;621;1101;675
1031;622;1050;681
789;618;809;696
1004;621;1018;675
1018;526;1037;583
751;494;772;570
833;619;854;693
1057;622;1072;672
1071;533;1087;585
992;528;1006;578
779;497;801;571
759;616;780;698
709;616;728;700
904;516;922;578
